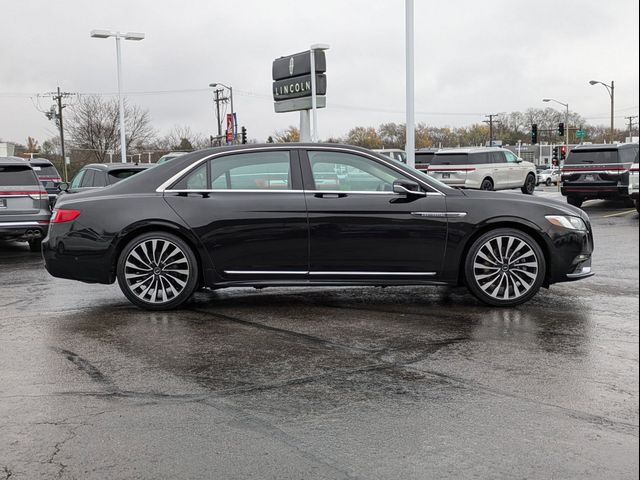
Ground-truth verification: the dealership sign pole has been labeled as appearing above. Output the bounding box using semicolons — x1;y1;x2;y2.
273;47;328;142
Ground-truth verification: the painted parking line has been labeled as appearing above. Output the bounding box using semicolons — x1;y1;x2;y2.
601;210;637;218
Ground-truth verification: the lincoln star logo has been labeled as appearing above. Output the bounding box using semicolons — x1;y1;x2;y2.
288;57;294;76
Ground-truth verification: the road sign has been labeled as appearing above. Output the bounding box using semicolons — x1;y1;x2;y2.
576;130;586;138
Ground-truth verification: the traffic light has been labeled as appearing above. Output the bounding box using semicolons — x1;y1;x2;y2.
560;145;567;162
558;122;565;137
241;126;247;144
552;146;559;166
531;124;538;144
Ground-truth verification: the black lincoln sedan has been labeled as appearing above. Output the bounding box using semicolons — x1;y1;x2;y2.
42;144;594;310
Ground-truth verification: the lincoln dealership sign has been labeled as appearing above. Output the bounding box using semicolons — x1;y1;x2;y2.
272;50;327;112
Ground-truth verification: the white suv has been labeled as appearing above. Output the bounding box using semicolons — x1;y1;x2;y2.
427;147;537;194
629;158;639;213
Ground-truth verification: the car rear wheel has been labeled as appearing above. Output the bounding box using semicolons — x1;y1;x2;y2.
464;228;546;307
567;196;583;208
117;232;198;310
521;174;536;194
480;178;494;191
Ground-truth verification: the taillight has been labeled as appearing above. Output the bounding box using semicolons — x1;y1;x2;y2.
51;209;81;223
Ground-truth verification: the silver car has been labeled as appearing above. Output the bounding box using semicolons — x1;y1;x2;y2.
0;157;51;251
629;159;639;212
427;147;537;194
537;168;560;186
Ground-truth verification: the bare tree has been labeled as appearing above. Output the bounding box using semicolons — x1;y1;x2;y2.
272;126;300;143
157;125;207;151
66;95;155;163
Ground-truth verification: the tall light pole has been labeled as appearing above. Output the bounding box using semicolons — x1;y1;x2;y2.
90;29;145;163
542;98;569;147
310;44;330;142
209;83;234;143
405;0;415;168
589;80;615;141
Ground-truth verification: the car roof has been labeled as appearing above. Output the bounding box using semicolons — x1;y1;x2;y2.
572;143;638;151
81;162;153;171
0;156;34;167
436;147;508;155
27;158;54;166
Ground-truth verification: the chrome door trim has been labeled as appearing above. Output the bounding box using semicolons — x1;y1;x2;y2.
224;270;308;275
411;212;467;218
163;189;305;194
309;271;436;276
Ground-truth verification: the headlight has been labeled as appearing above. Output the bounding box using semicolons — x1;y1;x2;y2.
545;215;587;231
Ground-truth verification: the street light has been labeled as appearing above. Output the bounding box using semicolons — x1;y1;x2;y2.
209;82;234;144
542;98;569;147
310;43;330;142
90;29;145;163
589;80;615;141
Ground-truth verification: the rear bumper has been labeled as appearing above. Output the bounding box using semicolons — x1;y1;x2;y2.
561;184;628;199
0;220;49;240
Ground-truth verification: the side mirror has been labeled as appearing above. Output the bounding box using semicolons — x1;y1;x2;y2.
58;182;69;192
393;179;426;197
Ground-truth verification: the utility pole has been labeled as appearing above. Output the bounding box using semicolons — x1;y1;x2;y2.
484;114;499;147
625;115;638;142
42;87;74;181
212;88;231;146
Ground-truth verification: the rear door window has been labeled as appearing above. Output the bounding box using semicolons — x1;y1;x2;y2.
0;166;39;186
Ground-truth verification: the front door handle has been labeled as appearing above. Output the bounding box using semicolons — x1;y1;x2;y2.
314;193;347;198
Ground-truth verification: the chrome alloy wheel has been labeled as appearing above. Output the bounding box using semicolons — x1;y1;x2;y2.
472;235;539;301
123;238;190;304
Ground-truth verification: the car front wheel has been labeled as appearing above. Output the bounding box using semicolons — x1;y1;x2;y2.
480;178;494;191
464;228;546;307
567;196;583;208
116;232;199;310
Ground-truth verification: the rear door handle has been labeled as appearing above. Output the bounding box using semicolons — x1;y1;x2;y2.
314;193;347;198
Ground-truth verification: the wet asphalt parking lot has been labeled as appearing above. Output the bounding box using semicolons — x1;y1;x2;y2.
1;190;638;479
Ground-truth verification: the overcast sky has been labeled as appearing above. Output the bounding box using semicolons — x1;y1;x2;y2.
1;0;638;146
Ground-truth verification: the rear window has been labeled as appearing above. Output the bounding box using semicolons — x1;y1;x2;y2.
415;152;435;165
107;169;145;184
0;165;38;186
565;149;619;165
32;165;60;178
430;154;470;166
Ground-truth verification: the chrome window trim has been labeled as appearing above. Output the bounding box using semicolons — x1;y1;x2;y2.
155;145;447;196
163;189;305;194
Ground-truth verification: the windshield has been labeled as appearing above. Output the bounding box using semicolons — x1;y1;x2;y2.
33;165;60;178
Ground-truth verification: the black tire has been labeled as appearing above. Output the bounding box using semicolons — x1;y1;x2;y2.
623;197;635;208
567;196;583;208
480;178;494;191
545;178;552;186
636;198;640;214
116;231;199;310
521;174;536;194
28;238;42;253
464;228;546;307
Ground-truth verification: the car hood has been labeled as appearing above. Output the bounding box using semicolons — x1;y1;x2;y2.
460;189;588;220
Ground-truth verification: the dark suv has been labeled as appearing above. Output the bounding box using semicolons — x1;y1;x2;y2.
27;158;62;206
561;143;639;207
0;157;51;251
58;163;152;197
